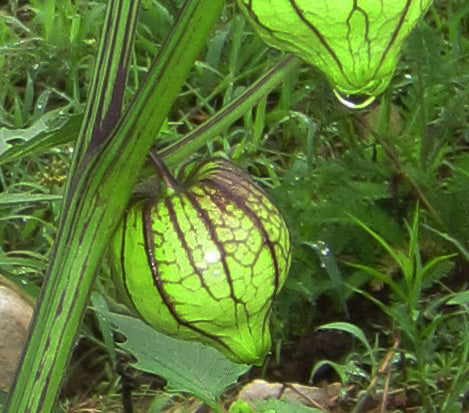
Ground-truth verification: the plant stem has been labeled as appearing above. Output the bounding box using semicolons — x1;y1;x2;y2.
6;2;142;410
4;1;225;411
149;150;182;193
161;55;302;167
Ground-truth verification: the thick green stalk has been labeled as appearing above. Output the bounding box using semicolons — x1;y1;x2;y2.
4;0;224;411
71;0;139;164
4;1;141;410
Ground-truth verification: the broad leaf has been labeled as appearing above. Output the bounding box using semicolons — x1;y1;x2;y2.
105;312;250;407
0;111;81;164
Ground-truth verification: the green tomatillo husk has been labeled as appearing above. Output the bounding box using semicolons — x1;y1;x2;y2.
237;0;434;106
111;157;291;365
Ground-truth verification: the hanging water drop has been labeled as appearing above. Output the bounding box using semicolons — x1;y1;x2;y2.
333;89;376;110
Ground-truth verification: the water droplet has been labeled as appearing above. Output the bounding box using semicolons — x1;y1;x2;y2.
314;240;330;256
15;267;28;276
390;352;402;367
197;249;221;272
333;89;376;109
204;249;220;265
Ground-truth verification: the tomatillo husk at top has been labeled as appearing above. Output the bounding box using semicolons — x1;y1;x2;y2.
237;0;433;106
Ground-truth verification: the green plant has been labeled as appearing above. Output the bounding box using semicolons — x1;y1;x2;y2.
3;0;226;410
0;0;301;410
342;209;464;410
0;0;468;411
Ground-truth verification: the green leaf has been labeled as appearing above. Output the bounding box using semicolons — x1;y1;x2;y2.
317;322;375;365
305;241;348;317
0;193;62;206
310;359;348;384
0;111;81;165
446;291;469;307
105;312;250;407
229;400;257;413
347;214;404;268
146;394;173;413
423;225;469;262
237;0;434;101
90;292;117;363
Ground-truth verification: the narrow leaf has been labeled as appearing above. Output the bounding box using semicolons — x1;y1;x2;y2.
317;322;375;364
0;193;62;205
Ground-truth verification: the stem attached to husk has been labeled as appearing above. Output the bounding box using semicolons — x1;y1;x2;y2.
148;150;182;193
